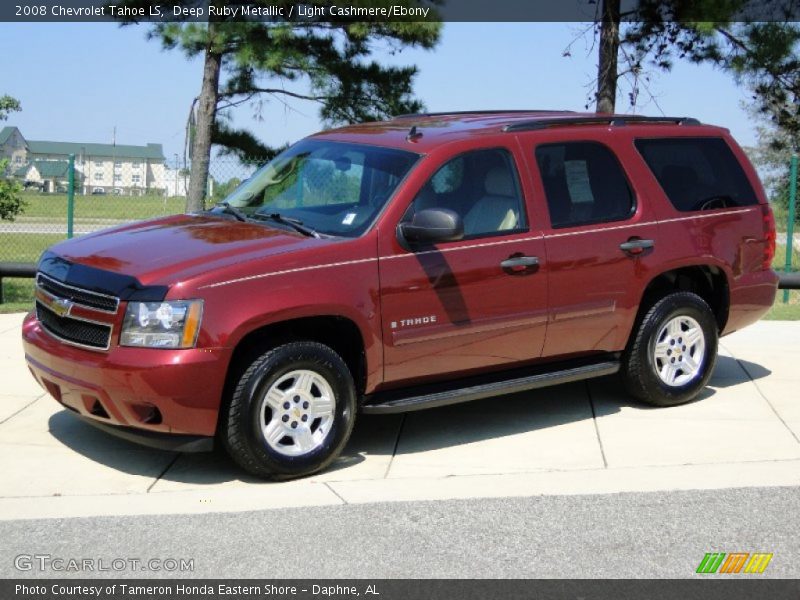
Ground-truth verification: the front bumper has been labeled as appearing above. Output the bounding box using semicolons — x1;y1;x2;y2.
22;312;230;440
79;416;213;452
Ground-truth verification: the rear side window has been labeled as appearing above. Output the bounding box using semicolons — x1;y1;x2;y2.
635;137;758;212
535;142;634;228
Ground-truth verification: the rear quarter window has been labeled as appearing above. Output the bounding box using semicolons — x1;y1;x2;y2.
635;137;758;212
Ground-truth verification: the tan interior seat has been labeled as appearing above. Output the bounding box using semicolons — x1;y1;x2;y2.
464;167;519;235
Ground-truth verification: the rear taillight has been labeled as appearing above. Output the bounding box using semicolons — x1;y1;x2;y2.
762;204;776;270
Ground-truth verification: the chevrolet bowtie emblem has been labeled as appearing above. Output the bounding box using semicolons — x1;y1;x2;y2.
50;297;73;318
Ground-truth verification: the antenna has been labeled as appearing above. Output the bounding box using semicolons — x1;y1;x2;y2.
406;125;423;143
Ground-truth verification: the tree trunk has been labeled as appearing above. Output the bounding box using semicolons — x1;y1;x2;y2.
187;29;222;213
595;0;621;114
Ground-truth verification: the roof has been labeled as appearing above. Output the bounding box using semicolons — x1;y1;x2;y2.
27;140;165;160
15;160;70;179
0;126;19;146
314;110;711;152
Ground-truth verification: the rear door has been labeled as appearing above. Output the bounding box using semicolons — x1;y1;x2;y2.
521;132;662;358
378;143;548;385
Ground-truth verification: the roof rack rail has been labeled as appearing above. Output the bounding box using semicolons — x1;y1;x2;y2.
503;115;701;132
393;110;575;120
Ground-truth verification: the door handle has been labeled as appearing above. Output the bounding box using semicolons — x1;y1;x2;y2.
619;238;654;255
500;255;540;270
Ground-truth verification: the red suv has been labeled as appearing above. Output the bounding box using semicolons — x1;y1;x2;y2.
22;111;778;479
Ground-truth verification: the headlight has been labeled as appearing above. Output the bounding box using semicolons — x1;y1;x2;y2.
120;300;203;349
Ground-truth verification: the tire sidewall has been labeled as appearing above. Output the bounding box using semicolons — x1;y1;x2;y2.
640;295;718;403
237;344;355;476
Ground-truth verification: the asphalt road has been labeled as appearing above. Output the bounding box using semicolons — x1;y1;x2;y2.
1;485;798;579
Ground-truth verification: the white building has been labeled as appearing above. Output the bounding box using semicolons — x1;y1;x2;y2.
1;127;167;195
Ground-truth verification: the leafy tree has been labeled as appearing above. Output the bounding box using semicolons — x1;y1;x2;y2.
0;96;21;121
0;159;24;221
118;3;440;212
580;1;800;121
743;101;799;225
0;95;24;221
211;176;242;202
623;10;800;131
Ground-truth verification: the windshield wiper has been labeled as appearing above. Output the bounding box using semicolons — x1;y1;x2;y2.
257;213;320;238
213;201;248;222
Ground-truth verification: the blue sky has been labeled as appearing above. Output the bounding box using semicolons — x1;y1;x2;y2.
0;22;756;161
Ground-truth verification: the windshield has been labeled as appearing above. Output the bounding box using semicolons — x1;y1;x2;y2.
217;139;419;237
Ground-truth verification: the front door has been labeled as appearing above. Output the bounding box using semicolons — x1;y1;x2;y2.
378;146;548;386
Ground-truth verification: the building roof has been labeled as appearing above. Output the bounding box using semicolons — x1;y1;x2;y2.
14;160;70;179
27;140;165;160
0;126;19;146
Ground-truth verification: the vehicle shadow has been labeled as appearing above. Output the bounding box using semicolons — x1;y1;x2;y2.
45;354;771;486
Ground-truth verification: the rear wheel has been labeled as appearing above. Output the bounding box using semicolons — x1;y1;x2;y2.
621;292;718;407
222;341;356;480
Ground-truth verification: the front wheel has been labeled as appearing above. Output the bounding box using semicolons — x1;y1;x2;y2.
621;292;718;407
222;341;357;480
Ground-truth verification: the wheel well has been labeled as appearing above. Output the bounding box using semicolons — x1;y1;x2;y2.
221;316;367;421
637;266;729;332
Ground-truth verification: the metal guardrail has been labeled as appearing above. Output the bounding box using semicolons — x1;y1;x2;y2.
0;262;36;303
779;271;800;290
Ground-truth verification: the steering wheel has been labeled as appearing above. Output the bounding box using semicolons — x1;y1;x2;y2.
693;196;730;211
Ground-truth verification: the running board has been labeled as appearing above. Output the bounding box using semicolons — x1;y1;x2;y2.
362;360;620;415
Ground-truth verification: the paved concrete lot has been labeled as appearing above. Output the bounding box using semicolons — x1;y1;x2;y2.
1;312;798;520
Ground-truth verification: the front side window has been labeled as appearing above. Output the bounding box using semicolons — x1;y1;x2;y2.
222;140;419;237
535;141;634;228
406;148;526;238
635;137;758;212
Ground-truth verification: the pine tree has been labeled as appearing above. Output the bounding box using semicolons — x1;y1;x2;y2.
118;3;440;211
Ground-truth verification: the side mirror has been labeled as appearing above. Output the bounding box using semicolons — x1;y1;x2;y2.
398;208;464;245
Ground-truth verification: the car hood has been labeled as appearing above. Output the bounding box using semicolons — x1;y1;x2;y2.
48;214;325;286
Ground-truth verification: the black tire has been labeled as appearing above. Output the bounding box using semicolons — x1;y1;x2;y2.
621;291;718;407
221;341;357;480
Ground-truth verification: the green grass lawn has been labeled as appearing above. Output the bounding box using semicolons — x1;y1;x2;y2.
1;193;187;264
764;292;800;320
0;279;34;314
16;192;186;222
1;194;186;310
1;233;67;263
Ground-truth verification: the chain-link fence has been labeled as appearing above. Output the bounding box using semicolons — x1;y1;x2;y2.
0;156;268;265
1;151;799;310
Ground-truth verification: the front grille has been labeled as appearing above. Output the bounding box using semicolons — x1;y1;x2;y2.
36;302;112;350
36;273;119;312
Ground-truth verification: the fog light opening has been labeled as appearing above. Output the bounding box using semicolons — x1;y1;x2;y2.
42;379;62;403
89;399;110;419
131;403;163;425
